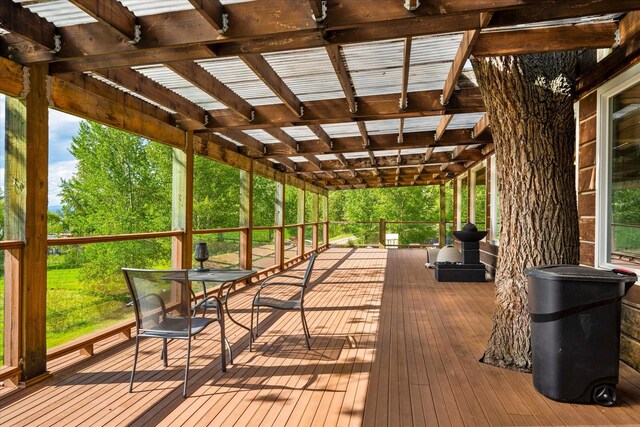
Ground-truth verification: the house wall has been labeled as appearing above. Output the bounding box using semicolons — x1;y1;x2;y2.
576;50;640;372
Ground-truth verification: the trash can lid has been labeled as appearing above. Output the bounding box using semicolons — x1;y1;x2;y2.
526;264;638;283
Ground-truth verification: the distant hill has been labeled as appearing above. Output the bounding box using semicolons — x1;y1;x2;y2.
49;204;63;213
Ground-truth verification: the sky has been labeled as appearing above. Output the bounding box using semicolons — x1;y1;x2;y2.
0;94;81;208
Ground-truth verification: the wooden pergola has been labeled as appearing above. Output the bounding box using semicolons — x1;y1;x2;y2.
1;0;640;406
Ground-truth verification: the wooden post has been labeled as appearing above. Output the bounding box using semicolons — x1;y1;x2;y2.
240;162;254;269
4;64;49;382
439;183;446;247
453;178;458;232
312;192;319;250
322;194;329;247
379;218;386;248
171;131;193;269
297;187;305;257
275;178;285;269
486;156;492;236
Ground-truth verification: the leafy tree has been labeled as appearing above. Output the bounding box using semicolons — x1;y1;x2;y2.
59;121;172;292
193;155;240;229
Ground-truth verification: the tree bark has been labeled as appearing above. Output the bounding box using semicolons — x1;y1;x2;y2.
472;53;580;372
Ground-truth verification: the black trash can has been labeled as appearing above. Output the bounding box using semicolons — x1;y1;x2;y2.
527;265;637;406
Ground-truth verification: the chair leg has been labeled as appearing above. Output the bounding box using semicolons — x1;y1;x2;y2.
224;337;233;365
162;338;168;367
256;305;260;338
183;336;192;398
129;335;140;393
218;302;227;372
301;308;311;350
249;303;255;352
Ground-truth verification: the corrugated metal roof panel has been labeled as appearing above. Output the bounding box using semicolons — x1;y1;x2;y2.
13;0;96;26
132;64;226;110
215;133;242;146
487;13;620;32
319;122;361;138
343;151;370;159
196;57;281;106
281;126;318;141
316;154;338;161
365;119;401;135
263;48;345;102
403;116;443;133
448;112;486;130
242;129;279;144
117;0;194;16
433;146;454;152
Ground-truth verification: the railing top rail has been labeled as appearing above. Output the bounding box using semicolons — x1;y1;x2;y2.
192;227;248;234
47;230;182;246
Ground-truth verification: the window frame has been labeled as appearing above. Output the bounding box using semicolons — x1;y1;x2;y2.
489;154;500;244
456;172;469;229
469;160;487;230
595;62;640;274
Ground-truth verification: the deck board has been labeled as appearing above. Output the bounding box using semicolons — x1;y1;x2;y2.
3;248;640;426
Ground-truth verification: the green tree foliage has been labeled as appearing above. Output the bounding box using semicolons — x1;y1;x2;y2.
329;186;442;244
193;156;240;229
59;122;172;292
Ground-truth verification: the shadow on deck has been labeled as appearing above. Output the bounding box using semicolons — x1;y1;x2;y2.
2;248;640;426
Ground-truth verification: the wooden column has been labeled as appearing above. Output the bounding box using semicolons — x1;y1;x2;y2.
486;157;492;235
322;194;329;247
171;131;193;269
275;178;285;269
297;187;305;257
439;183;447;247
379;218;386;248
240;162;254;269
453;178;458;232
5;64;49;382
312;192;319;250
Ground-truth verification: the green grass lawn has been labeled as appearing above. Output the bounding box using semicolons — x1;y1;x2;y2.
46;267;133;349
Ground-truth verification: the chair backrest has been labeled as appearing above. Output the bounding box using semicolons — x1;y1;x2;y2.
122;268;191;332
301;252;318;288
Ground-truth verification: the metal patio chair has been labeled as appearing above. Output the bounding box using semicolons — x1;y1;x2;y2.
250;252;317;351
122;268;224;398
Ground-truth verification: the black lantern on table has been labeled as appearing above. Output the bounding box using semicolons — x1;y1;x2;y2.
194;242;210;272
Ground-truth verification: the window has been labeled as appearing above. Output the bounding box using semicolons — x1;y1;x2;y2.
597;63;640;272
457;173;469;228
470;163;487;231
490;155;501;243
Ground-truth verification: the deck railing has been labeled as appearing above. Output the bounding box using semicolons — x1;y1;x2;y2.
1;222;329;385
329;220;454;248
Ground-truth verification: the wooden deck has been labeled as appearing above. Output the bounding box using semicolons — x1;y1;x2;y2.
2;248;640;426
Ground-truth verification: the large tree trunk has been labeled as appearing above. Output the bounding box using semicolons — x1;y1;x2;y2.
472;53;580;372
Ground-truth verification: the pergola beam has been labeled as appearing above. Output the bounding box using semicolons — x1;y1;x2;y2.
67;0;138;41
435;114;454;141
472;113;490;139
207;88;484;130
187;0;228;34
264;128;489;156
399;37;412;110
165;60;254;121
326;45;358;113
441;13;492;105
240;54;303;117
4;1;637;68
307;125;333;151
264;127;299;154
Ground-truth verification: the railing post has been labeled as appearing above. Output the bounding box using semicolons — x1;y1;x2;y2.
240;161;254;270
5;64;49;383
312;192;319;251
275;177;285;269
379;218;386;248
453;177;459;232
439;182;446;247
172;131;193;269
297;187;305;257
322;193;329;247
